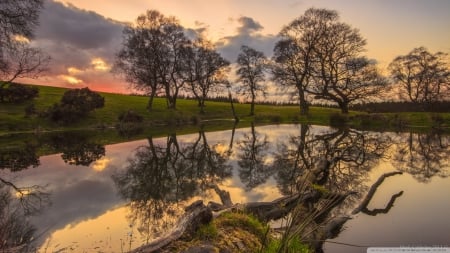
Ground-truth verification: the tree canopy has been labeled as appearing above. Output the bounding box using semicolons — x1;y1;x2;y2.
236;45;267;116
274;8;387;114
389;47;450;105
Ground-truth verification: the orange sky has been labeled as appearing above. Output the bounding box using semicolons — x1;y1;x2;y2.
19;0;450;94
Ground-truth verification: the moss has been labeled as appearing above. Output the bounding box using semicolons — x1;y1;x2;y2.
215;211;268;241
195;222;218;241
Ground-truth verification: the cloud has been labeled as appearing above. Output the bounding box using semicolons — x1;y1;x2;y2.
236;16;264;34
37;0;124;50
24;0;126;92
216;16;278;62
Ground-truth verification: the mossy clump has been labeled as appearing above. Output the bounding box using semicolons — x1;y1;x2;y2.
162;210;312;253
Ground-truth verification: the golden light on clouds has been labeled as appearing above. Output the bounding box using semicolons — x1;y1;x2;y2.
91;58;110;71
67;67;83;75
92;158;111;172
59;75;83;85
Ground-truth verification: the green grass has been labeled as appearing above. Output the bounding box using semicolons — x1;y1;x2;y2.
1;84;450;135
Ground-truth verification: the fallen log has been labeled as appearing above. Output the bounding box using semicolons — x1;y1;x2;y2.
131;200;212;253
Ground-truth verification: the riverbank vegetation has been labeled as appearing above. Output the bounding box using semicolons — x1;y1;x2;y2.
1;84;449;135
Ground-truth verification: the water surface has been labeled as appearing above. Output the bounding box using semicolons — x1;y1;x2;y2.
0;124;448;252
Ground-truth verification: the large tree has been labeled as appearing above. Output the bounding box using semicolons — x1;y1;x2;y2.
114;10;191;110
275;8;387;114
273;8;337;115
312;56;387;113
185;38;230;114
0;0;49;84
236;45;267;116
305;9;387;114
388;47;450;105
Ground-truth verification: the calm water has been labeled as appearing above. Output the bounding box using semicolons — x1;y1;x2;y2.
0;124;449;252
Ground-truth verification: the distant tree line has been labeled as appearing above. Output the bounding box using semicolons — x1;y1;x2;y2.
350;101;450;113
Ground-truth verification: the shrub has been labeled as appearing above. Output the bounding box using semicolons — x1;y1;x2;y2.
44;87;104;124
0;83;39;103
116;110;144;138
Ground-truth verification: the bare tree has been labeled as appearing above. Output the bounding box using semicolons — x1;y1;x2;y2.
236;45;267;116
0;0;49;84
185;38;230;113
313;56;388;113
114;10;191;110
388;47;450;106
1;43;49;83
305;12;387;114
273;8;338;115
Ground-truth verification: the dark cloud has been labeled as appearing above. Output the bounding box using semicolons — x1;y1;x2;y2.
29;0;125;88
37;0;124;50
216;16;278;62
236;16;264;34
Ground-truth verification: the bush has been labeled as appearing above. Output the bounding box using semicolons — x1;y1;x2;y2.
0;83;39;103
116;110;144;138
44;87;104;124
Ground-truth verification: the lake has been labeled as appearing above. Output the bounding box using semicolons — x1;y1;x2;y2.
0;124;449;252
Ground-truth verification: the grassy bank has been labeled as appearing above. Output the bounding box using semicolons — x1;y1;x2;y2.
1;84;450;135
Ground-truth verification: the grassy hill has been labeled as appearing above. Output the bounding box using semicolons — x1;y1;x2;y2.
1;84;449;135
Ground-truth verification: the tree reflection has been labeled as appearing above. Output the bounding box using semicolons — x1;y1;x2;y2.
0;177;50;252
270;125;392;252
0;184;36;251
273;125;390;197
236;123;272;190
48;132;105;166
113;131;232;239
393;130;449;183
0;141;40;171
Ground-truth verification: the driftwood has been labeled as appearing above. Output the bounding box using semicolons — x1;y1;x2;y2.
352;171;403;215
316;171;404;249
131;200;212;253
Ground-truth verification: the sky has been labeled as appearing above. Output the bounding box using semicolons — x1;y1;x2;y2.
19;0;450;94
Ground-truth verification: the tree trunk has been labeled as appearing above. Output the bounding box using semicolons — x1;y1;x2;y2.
298;88;309;115
199;99;205;114
228;88;239;122
250;102;255;116
147;90;156;111
339;101;349;114
167;96;177;109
